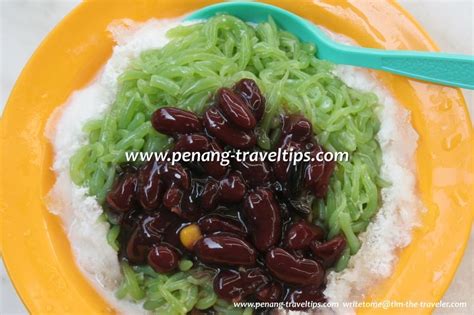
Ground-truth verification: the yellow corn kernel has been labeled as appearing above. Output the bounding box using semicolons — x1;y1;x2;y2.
179;224;202;250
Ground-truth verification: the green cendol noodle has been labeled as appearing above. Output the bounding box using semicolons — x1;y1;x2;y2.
69;15;385;313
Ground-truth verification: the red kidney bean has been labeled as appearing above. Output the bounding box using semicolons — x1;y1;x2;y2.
233;79;265;121
282;115;313;142
125;215;165;264
285;284;326;310
106;169;137;213
256;282;283;303
204;106;256;149
305;146;326;189
234;160;271;187
243;188;281;251
137;161;163;211
163;221;187;250
312;159;336;198
176;192;203;222
188;178;207;204
163;185;182;209
127;209;184;252
118;209;143;251
310;235;346;267
194;235;256;267
202;140;227;179
273;139;304;184
266;248;325;286
200;179;220;210
219;172;246;203
158;162;190;190
284;221;325;250
198;214;247;237
145;211;181;235
213;268;269;302
276;132;306;152
200;173;246;210
217;87;256;130
151;107;202;136
147;244;180;273
245;268;270;291
120;210;181;257
277;133;294;150
173;134;210;152
213;270;247;302
125;228;156;264
288;249;306;259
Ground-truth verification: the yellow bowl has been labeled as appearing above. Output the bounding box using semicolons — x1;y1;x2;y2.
1;0;473;314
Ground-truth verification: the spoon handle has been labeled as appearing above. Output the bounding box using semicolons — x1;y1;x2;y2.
321;44;474;89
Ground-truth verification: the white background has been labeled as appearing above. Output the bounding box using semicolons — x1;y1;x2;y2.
1;0;473;314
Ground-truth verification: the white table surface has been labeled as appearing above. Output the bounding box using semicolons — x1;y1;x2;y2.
1;1;473;314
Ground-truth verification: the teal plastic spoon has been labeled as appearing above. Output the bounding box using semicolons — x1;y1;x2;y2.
185;1;474;89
